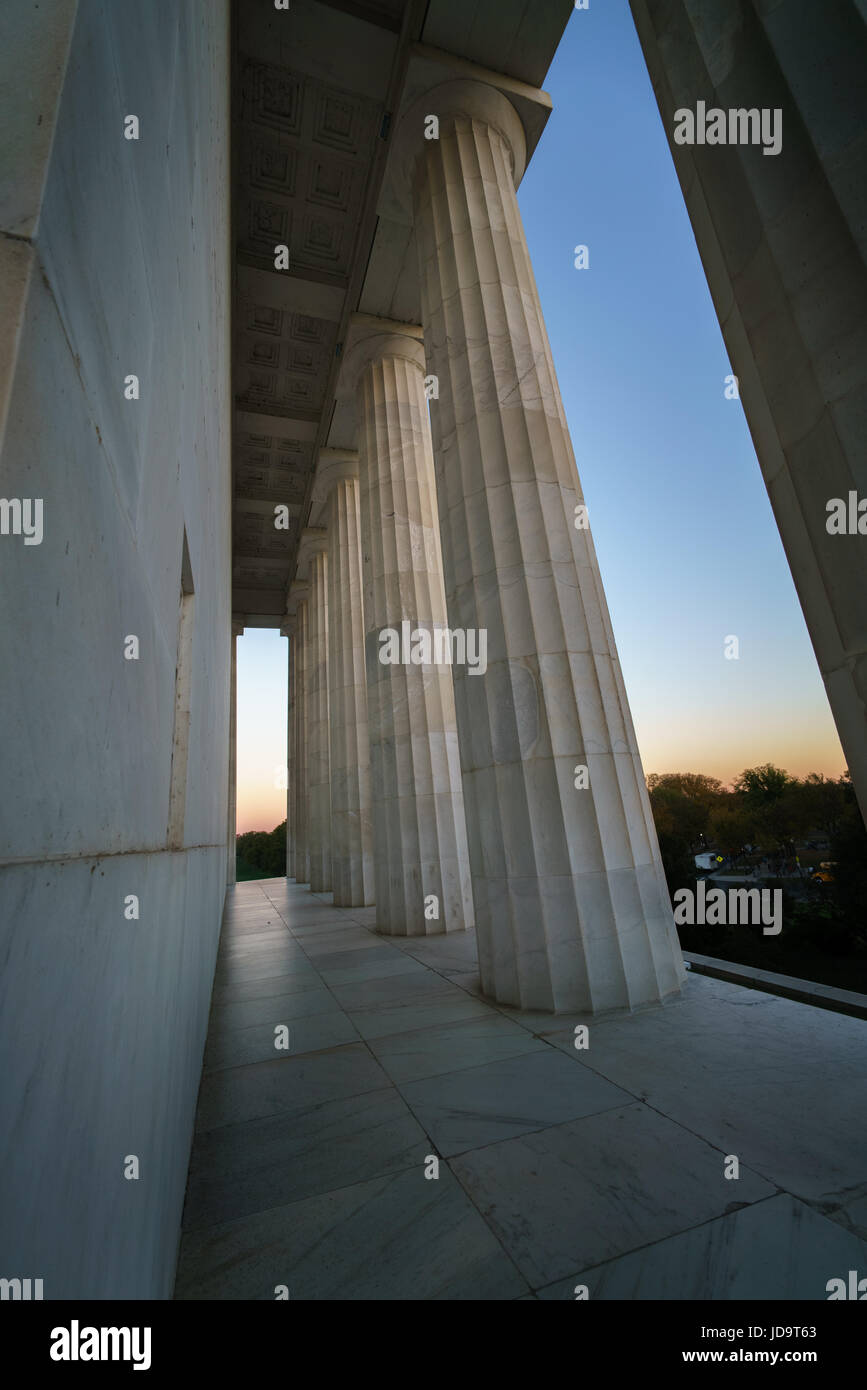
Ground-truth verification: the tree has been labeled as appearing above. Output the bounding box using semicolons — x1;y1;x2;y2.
236;820;287;877
828;786;867;935
647;772;724;804
733;763;791;806
647;772;723;849
795;772;848;838
707;801;758;854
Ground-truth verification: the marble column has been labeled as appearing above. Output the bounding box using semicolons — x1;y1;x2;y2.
342;316;474;935
299;531;331;894
631;0;867;827
314;454;375;906
281;616;296;879
226;620;243;887
288;582;309;885
398;80;685;1010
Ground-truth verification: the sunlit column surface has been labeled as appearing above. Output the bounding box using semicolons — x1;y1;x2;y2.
288;582;310;885
316;455;376;906
282;614;297;879
226;620;243;887
299;532;331;893
342;317;474;935
400;80;685;1009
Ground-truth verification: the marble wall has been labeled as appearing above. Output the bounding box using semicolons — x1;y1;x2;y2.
0;0;232;1297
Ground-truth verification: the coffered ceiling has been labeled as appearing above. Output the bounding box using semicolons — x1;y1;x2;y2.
231;0;572;625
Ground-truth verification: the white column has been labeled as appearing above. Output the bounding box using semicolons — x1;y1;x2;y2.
281;616;296;879
226;620;242;886
342;317;474;935
314;454;375;906
298;531;331;894
288;582;310;885
397;80;685;1010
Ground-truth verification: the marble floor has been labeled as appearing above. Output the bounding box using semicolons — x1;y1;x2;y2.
173;880;867;1300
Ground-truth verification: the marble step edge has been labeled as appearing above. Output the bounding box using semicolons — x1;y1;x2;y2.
683;952;867;1021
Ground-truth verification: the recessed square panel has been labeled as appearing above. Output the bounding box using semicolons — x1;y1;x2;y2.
249;305;283;336
291;314;327;343
288;348;315;374
250;199;290;244
244;62;303;136
249;139;298;196
249;340;281;368
308;156;354;211
313;89;363;155
297;211;343;268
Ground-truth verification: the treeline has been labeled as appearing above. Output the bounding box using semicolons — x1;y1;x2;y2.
235;820;286;880
649;766;867;981
232;768;867;986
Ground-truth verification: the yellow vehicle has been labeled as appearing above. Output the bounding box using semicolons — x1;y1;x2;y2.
811;861;837;885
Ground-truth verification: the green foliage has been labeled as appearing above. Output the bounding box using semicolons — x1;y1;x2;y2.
647;771;723;895
733;762;791;805
648;766;867;985
234;820;287;879
828;790;867;937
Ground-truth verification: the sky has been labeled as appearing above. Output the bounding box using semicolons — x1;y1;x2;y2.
234;0;845;836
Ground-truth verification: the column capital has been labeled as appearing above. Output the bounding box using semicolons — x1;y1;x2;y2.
286;579;310;616
309;449;360;517
338;313;425;394
296;527;328;578
389;79;526;220
231;618;245;638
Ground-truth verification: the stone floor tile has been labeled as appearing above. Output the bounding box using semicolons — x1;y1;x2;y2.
544;971;867;1205
348;992;494;1042
317;954;430;987
194;1042;390;1132
203;1010;359;1073
329;968;460;1012
399;1048;630;1156
177;1167;528;1299
368;1013;548;1084
182;1088;428;1232
451;1102;775;1288
209;987;337;1033
535;1194;867;1301
210;971;326;1006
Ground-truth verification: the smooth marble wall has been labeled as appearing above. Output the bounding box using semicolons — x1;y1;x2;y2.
0;0;231;1297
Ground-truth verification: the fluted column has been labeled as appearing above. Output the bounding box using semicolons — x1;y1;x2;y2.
398;80;685;1010
226;620;243;886
299;531;331;893
342;317;474;935
288;582;309;885
281;615;296;879
314;454;375;906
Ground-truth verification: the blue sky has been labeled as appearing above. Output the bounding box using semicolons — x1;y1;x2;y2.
235;1;844;834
